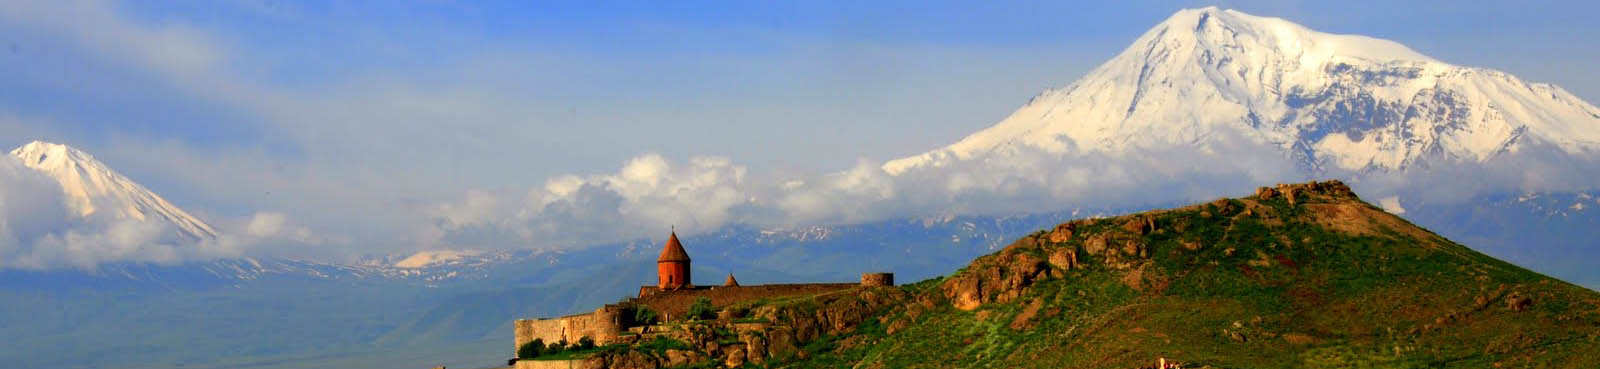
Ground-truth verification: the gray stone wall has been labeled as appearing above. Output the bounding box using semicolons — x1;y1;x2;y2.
514;306;624;354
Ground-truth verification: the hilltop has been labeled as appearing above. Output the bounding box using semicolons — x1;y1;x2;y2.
769;180;1600;368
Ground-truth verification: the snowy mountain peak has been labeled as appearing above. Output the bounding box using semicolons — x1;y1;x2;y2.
884;8;1600;175
9;141;218;240
1159;7;1434;64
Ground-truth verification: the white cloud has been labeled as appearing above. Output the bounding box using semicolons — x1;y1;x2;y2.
422;135;1311;250
1377;196;1406;214
420;124;1600;253
422;153;756;249
244;211;317;243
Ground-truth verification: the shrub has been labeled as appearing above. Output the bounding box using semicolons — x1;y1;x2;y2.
577;336;596;350
633;305;660;325
517;338;545;359
687;297;716;321
546;340;568;355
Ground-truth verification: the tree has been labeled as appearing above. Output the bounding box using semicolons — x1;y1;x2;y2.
687;297;716;321
633;305;659;325
517;338;545;359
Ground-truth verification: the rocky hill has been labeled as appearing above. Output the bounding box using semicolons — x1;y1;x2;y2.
570;180;1600;368
779;180;1600;368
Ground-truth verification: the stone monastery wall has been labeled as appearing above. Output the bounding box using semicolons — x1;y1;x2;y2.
514;306;622;351
635;283;859;321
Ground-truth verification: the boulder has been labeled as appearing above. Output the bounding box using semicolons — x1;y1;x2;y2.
1256;186;1277;199
1225;329;1248;342
740;331;768;364
1506;293;1534;311
1047;248;1078;270
1046;222;1077;243
1085;235;1109;255
723;346;747;368
1121;239;1145;258
766;326;799;358
664;349;690;367
1121;216;1155;235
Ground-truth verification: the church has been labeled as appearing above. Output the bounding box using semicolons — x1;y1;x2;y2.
637;231;749;297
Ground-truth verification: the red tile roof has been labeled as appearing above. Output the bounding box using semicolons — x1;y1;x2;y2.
657;231;691;262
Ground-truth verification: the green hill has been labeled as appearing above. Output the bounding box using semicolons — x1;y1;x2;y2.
779;180;1600;368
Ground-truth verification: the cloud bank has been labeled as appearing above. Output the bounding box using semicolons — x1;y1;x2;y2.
419;132;1314;250
420;129;1600;253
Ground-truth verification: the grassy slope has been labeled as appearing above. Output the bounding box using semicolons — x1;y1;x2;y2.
781;184;1600;369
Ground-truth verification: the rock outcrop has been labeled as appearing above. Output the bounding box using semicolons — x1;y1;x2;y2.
939;180;1367;311
581;287;906;368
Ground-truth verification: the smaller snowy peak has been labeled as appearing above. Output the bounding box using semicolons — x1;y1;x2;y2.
9;140;218;240
392;250;482;269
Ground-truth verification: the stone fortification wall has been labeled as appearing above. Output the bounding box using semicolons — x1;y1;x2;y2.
514;306;623;352
634;283;858;321
514;358;600;369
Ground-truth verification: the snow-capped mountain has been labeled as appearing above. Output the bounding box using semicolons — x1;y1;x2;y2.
884;7;1600;175
9;141;218;240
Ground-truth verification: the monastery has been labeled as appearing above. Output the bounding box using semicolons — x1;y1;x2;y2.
513;231;894;351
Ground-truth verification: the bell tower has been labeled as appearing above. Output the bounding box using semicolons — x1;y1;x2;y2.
656;230;692;290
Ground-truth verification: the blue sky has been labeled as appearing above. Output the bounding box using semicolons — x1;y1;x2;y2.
1;0;1597;259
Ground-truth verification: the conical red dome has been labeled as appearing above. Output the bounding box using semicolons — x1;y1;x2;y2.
658;232;691;262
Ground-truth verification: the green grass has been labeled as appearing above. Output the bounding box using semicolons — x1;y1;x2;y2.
634;336;693;355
